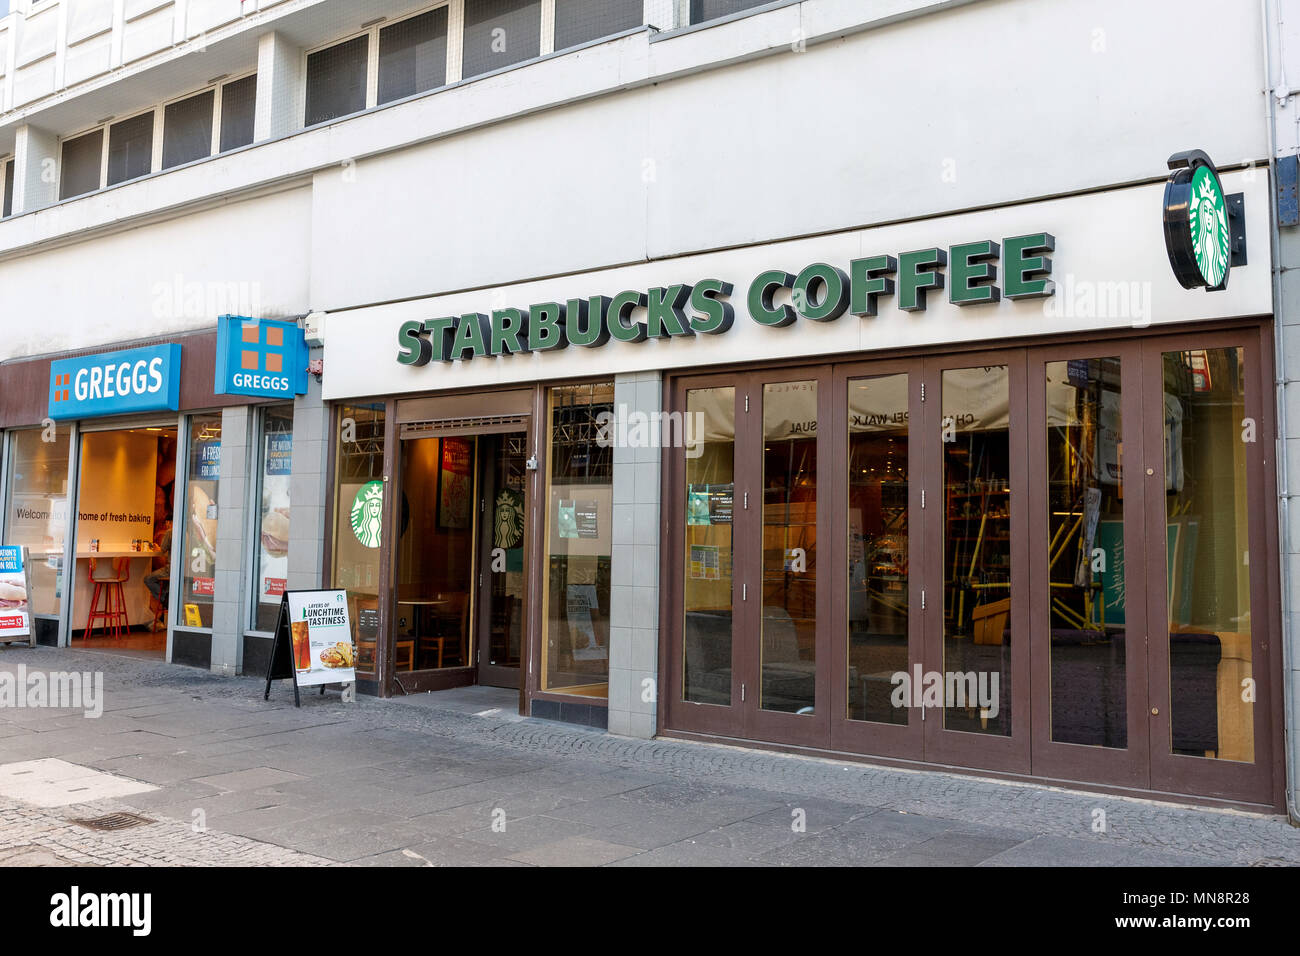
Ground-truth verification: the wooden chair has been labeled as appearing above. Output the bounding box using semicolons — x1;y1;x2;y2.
85;557;131;640
420;593;469;668
150;579;170;632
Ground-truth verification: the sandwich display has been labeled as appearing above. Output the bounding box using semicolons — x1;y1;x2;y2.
319;642;355;669
0;578;27;611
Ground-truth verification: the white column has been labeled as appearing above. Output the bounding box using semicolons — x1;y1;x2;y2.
11;122;58;214
254;30;303;142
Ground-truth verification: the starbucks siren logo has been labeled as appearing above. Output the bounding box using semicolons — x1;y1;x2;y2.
1162;150;1238;292
1188;166;1230;288
350;481;384;549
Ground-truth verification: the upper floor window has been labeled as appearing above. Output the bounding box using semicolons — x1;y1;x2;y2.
554;0;643;50
462;0;540;80
59;129;103;201
378;7;449;105
2;158;13;218
220;75;258;151
107;112;155;186
305;34;370;126
690;0;774;24
163;90;215;170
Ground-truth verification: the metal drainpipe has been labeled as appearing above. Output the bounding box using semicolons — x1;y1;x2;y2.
1261;0;1299;824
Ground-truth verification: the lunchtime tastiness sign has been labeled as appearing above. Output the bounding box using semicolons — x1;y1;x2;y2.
397;234;1055;365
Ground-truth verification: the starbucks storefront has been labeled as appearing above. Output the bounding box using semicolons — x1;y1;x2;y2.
321;165;1284;810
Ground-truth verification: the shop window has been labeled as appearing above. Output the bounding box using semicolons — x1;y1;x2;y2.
332;404;386;677
4;428;71;630
462;0;541;80
847;374;909;724
59;129;104;201
220;75;258;152
305;35;370;127
941;366;1012;736
690;0;773;25
761;380;819;714
378;8;448;106
1046;358;1128;749
542;383;613;697
107;112;155;187
1162;347;1254;763
180;414;222;630
554;0;643;50
683;387;735;705
162;90;215;170
2;158;13;218
252;405;294;632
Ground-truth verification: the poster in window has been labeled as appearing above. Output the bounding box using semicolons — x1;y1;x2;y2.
575;500;599;539
259;431;292;605
566;584;605;661
437;438;473;530
0;546;33;645
557;500;578;539
687;486;711;526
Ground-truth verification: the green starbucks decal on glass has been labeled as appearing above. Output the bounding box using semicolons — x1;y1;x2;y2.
350;481;384;549
1163;150;1240;291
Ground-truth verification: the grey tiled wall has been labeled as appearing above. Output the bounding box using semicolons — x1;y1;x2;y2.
210;406;252;675
607;371;663;739
288;366;331;594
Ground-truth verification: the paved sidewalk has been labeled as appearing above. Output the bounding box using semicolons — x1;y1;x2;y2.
0;645;1296;867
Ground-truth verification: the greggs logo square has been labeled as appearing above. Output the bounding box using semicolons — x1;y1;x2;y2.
214;315;308;399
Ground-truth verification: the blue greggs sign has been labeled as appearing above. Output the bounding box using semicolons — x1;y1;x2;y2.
214;316;308;399
49;344;182;421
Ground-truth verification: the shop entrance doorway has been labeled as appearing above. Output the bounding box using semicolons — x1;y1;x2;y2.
390;429;527;694
68;424;178;658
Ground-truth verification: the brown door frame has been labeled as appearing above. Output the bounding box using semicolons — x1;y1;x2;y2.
742;366;834;749
1141;328;1278;805
662;372;747;738
1025;340;1151;789
920;349;1032;774
827;357;925;760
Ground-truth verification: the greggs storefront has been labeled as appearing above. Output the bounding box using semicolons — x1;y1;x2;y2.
0;323;307;675
321;164;1285;810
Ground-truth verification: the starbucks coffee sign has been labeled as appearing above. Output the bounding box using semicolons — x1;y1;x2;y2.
1163;150;1235;291
396;233;1056;365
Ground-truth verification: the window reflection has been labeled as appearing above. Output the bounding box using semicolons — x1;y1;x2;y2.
1046;359;1127;748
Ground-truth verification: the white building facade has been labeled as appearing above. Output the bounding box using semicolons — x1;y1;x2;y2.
0;0;1296;816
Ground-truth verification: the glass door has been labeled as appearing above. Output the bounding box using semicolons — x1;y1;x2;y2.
667;375;744;737
1142;333;1276;805
477;432;527;689
829;361;923;758
921;353;1031;773
1026;343;1150;788
744;370;832;748
392;433;479;691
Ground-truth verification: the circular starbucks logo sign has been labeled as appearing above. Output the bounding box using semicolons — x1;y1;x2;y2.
350;481;384;549
1188;166;1230;288
1163;151;1234;292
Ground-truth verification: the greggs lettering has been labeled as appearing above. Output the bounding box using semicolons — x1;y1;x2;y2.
73;357;165;402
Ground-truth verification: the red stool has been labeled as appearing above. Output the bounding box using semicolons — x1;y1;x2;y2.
85;557;131;641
